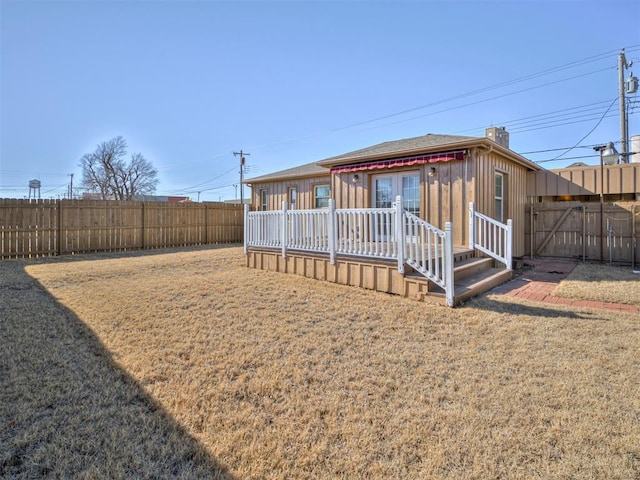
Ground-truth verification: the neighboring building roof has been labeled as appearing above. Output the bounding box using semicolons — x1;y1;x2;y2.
244;161;329;184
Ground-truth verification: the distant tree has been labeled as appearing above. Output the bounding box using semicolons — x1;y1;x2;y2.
79;136;158;200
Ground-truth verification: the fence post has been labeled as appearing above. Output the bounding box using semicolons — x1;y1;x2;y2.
395;195;405;274
444;222;454;307
243;204;249;254
141;202;146;250
328;199;336;264
281;201;287;258
56;199;62;256
468;202;475;250
203;203;208;245
506;219;513;270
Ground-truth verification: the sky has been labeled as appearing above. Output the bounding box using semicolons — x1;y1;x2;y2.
1;0;639;202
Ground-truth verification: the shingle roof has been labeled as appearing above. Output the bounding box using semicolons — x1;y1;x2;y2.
244;161;329;184
244;132;538;184
318;133;476;165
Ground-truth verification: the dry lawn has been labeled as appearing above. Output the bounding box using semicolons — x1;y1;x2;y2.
551;262;640;306
2;245;639;479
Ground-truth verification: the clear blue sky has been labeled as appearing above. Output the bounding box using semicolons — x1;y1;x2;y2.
1;0;639;201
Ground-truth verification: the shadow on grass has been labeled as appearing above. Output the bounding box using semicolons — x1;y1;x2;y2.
0;260;235;479
15;242;243;265
462;295;603;320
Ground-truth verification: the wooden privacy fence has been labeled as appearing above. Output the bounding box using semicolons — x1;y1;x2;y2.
526;201;639;266
0;199;244;259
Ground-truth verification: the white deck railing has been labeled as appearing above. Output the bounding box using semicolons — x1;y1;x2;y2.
244;197;455;306
468;202;512;269
244;199;512;307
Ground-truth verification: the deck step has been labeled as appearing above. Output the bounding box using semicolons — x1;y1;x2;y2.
453;267;512;305
454;257;494;281
408;263;512;306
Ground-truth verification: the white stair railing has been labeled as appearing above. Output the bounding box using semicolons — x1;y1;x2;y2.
468;202;512;269
403;210;454;306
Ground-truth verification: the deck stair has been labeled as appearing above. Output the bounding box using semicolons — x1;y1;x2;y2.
403;248;512;305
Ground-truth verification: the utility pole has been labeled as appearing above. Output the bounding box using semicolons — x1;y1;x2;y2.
68;173;74;199
233;150;250;205
618;49;633;162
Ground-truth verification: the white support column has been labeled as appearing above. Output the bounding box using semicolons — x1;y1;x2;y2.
468;202;475;250
281;201;288;258
444;222;454;307
243;203;249;254
328;199;336;264
506;219;513;270
395;195;405;274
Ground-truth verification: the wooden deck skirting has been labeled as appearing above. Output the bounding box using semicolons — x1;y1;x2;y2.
246;246;478;302
247;247;416;298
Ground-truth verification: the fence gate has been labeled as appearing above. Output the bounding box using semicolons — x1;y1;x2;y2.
526;201;639;265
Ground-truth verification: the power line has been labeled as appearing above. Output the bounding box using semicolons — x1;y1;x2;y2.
537;97;619;161
456;99;616;135
243;48;633;155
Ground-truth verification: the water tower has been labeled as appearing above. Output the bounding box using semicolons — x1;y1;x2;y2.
28;179;41;199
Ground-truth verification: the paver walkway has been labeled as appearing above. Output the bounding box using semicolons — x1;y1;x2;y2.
490;258;639;314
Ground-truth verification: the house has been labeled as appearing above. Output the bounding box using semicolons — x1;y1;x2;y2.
247;127;540;256
243;128;542;306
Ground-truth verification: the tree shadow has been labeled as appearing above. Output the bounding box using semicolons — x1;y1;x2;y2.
0;260;236;479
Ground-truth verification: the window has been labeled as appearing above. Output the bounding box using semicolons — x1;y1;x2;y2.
260;189;268;211
314;184;330;208
494;172;504;222
288;187;297;209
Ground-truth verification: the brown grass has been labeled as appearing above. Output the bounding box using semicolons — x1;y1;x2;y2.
552;262;640;306
2;245;639;479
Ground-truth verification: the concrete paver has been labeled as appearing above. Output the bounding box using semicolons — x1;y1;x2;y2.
490;259;639;314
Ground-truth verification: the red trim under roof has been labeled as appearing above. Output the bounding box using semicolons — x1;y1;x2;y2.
330;150;465;174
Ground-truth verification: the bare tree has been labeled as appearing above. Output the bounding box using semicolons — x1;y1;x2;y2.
79;136;159;200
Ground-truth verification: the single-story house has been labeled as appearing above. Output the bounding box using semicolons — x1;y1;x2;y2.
247;127;540;256
243;129;639;305
243;128;543;305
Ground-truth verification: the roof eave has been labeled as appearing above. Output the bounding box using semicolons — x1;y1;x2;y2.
243;169;329;185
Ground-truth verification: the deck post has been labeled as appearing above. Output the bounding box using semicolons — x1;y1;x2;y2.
281;201;287;258
468;202;475;250
506;218;513;270
395;195;405;274
444;221;454;307
243;203;249;254
328;199;336;264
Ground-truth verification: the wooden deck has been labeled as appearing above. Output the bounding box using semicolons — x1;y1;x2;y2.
246;246;511;306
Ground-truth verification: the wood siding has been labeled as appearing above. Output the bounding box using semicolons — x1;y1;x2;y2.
527;163;640;197
0;199;244;259
251;148;532;257
471;147;530;258
250;175;331;210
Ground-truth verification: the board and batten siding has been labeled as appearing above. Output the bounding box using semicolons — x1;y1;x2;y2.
527;163;640;198
251;147;532;257
331;160;470;247
250;175;331;211
470;147;530;258
331;171;370;209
